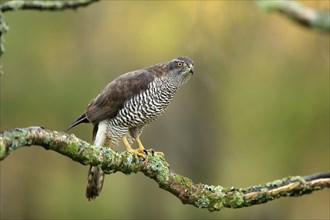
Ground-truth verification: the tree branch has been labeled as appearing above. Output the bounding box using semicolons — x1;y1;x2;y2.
257;0;330;32
0;0;99;74
1;126;329;212
0;0;99;12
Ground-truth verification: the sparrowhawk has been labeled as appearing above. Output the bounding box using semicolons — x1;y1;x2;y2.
67;56;194;200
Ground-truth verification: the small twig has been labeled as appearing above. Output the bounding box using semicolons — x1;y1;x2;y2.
0;0;99;12
1;126;329;211
257;0;330;32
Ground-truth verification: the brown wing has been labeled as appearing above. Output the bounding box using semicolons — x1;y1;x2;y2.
85;69;155;124
67;62;169;131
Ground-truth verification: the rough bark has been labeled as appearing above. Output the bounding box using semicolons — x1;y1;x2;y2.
1;126;329;212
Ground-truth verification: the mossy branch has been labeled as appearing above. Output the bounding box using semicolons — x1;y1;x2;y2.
0;0;99;12
257;0;330;32
1;126;329;212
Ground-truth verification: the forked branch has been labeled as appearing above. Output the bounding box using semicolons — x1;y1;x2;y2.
1;126;329;212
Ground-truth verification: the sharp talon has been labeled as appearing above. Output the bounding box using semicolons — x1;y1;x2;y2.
140;156;146;161
145;148;164;157
143;149;148;155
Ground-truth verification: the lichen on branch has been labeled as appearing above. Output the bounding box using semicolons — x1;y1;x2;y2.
1;126;329;212
0;0;99;12
257;0;330;32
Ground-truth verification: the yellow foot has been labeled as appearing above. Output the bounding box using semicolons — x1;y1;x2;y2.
135;137;164;157
122;136;164;158
129;148;147;158
144;148;165;157
123;136;146;158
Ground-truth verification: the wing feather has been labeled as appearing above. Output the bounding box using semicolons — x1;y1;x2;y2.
85;69;155;124
68;62;169;130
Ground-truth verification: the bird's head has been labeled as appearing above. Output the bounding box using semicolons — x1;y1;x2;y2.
167;56;194;85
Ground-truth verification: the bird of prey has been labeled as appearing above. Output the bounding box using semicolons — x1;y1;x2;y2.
67;56;194;201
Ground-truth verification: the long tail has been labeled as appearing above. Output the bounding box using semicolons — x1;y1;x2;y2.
85;123;108;200
86;165;105;201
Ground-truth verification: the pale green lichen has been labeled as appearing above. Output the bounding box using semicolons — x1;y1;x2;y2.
42;135;53;146
0;11;9;57
210;200;224;211
178;176;192;188
1;127;329;212
65;143;79;156
194;194;210;208
0;136;7;159
146;155;170;183
224;190;244;208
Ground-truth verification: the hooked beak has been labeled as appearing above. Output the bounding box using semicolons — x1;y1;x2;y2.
188;64;194;74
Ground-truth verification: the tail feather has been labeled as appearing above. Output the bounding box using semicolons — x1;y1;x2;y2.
67;112;89;131
86;165;105;201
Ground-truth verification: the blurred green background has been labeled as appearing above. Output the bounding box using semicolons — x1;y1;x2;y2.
1;0;329;219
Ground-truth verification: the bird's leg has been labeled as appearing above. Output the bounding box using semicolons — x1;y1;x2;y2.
122;136;164;157
135;137;146;152
122;136;146;158
136;137;164;157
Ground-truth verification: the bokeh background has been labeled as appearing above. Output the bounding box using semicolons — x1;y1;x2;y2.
1;0;329;219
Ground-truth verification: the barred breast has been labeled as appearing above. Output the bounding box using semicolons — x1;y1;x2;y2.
111;77;177;128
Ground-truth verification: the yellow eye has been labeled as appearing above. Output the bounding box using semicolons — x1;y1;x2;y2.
177;61;183;67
